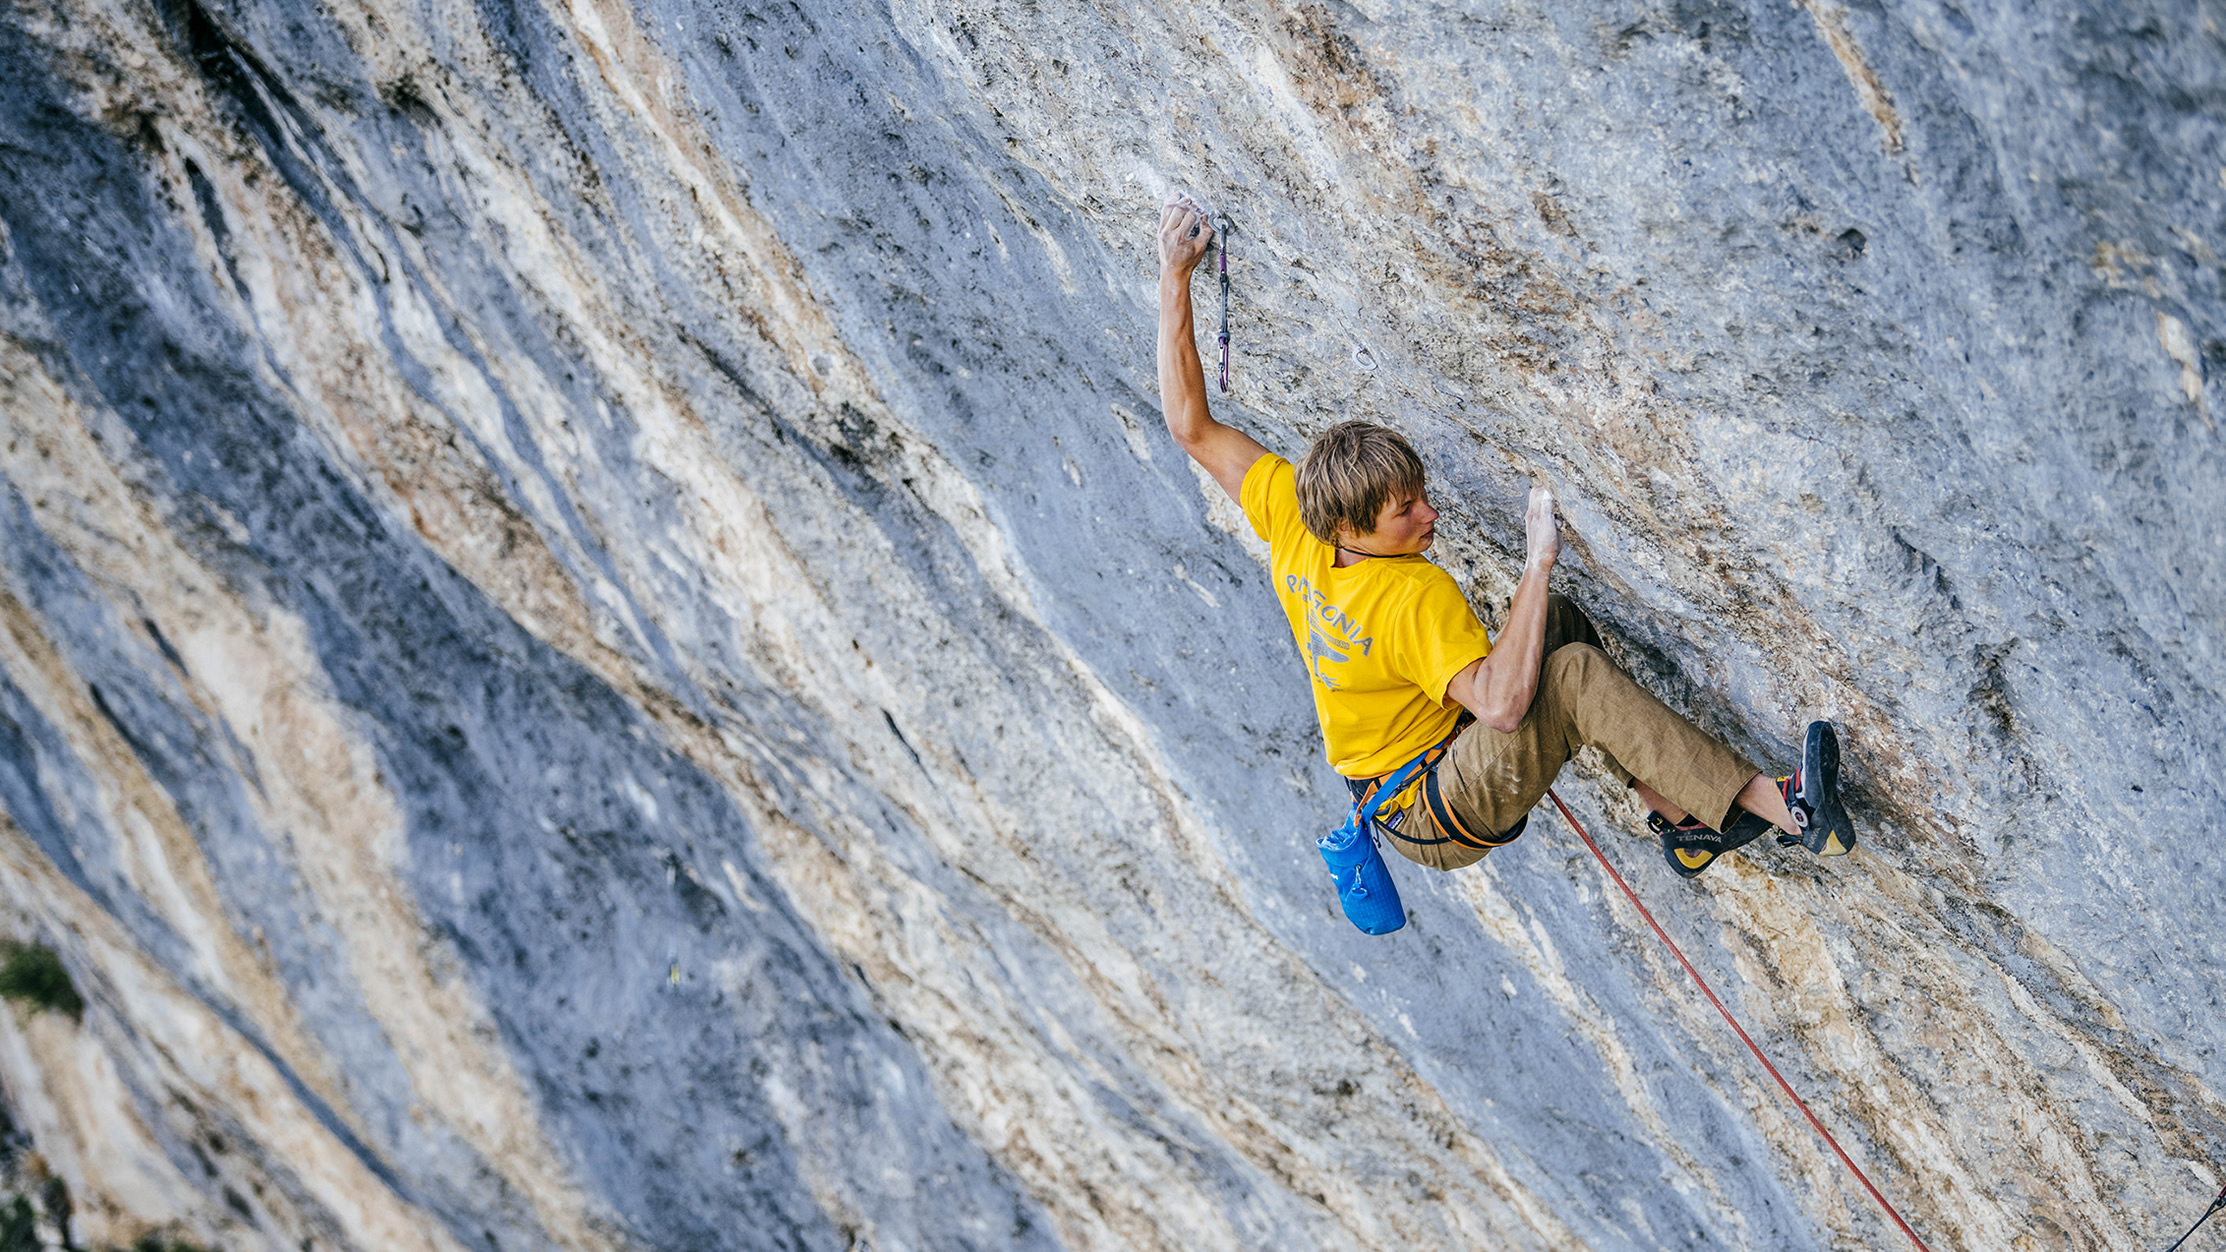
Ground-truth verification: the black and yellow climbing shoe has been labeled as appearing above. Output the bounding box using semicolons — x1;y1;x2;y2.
1776;720;1856;857
1654;807;1775;878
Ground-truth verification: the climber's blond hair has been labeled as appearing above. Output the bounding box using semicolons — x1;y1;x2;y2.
1295;421;1427;547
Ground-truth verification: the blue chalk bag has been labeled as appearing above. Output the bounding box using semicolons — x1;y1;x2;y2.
1318;752;1433;935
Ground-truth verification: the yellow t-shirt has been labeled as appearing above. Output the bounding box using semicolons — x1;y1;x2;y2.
1241;455;1492;791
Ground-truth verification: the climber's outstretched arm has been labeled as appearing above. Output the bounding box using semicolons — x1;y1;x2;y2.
1157;196;1268;502
1443;485;1562;733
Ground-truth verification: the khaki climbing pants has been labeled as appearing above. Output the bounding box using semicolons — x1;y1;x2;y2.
1381;594;1757;872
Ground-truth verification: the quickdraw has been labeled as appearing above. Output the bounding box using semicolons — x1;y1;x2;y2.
1215;212;1232;392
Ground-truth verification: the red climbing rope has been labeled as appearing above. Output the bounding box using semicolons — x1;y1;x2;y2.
2164;1182;2226;1251
1544;787;1935;1252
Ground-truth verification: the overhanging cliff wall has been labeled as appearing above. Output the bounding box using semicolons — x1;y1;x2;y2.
0;0;2220;1247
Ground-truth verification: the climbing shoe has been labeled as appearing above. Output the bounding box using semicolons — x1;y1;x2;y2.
1653;807;1775;879
1774;720;1857;857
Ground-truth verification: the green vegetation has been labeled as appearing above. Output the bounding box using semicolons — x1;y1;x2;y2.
0;942;82;1019
0;1195;33;1252
0;1126;213;1252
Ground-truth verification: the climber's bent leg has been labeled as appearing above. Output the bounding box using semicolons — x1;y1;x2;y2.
1433;641;1756;843
1376;595;1756;872
1546;644;1756;831
1534;595;1636;788
1371;594;1608;872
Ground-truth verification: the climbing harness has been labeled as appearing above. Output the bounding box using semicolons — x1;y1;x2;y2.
1215;213;1233;392
1345;714;1528;855
1544;787;1936;1252
2165;1181;2226;1251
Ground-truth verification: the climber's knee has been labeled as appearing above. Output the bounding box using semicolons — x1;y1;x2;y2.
1539;640;1612;697
1536;642;1648;752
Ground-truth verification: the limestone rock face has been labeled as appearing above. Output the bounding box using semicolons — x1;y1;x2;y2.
0;0;2219;1245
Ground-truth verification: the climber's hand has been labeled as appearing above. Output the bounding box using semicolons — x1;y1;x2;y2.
1524;482;1560;570
1158;195;1214;279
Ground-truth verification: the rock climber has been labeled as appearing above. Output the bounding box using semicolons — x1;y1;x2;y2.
1151;194;1855;883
